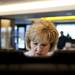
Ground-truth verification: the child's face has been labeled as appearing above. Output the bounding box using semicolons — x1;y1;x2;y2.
30;40;50;56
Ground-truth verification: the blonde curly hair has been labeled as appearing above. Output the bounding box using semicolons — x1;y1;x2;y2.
25;20;58;52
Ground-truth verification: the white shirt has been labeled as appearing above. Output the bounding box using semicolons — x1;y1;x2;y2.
24;50;54;57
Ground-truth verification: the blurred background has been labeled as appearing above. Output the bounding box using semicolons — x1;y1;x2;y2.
0;0;75;52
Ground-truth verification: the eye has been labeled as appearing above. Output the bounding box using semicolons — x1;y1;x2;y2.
41;44;47;47
33;43;38;45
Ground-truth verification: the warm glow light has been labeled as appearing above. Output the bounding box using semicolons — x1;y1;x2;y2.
41;16;75;21
0;0;75;15
30;16;75;21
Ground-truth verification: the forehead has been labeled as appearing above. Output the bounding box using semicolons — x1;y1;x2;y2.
31;34;49;43
29;24;50;43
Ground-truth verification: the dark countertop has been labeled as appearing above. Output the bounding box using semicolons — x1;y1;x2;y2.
0;50;75;72
0;50;75;64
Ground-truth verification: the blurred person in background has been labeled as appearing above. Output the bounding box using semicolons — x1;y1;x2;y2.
66;33;72;43
57;31;67;50
63;33;72;50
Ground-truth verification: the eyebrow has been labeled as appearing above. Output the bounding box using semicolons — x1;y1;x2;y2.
33;41;49;44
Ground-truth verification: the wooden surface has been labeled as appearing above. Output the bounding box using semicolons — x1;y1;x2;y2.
0;51;75;72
